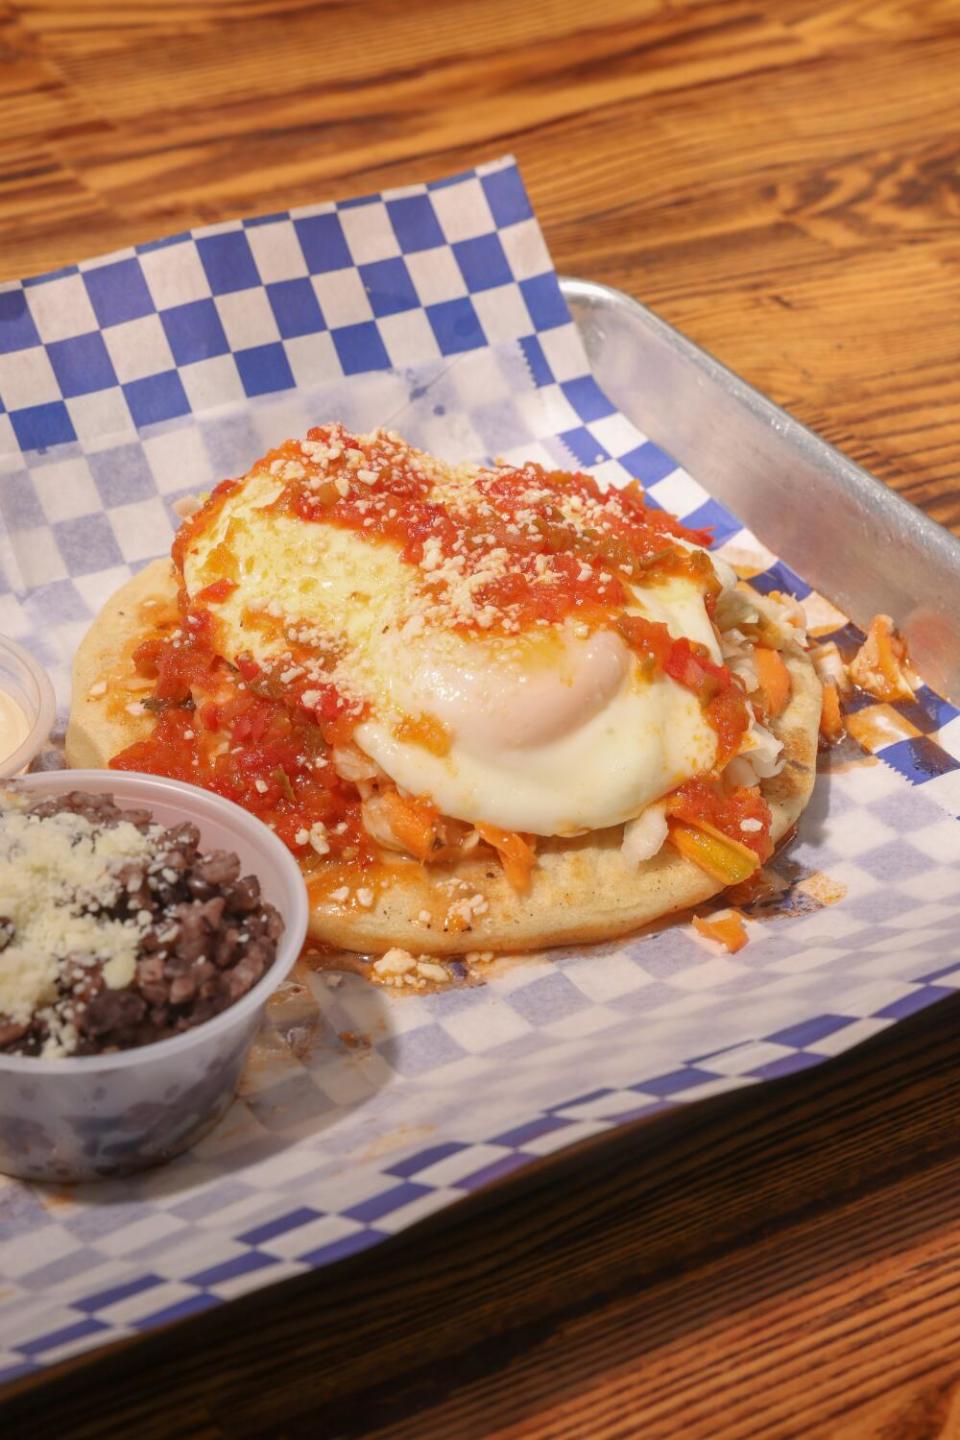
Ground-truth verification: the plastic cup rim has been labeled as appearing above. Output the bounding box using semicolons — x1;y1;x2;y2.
0;768;309;1076
0;634;57;779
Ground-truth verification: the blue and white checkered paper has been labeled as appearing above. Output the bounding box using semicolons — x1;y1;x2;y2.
3;156;960;1382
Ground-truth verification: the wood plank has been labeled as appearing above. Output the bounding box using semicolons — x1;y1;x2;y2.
2;2;960;1434
6;995;960;1437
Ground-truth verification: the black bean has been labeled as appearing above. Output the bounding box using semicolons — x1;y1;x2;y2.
0;1019;29;1047
82;988;148;1039
194;850;241;887
0;790;284;1057
227;875;261;913
167;821;201;852
173;909;211;963
169;974;197;1005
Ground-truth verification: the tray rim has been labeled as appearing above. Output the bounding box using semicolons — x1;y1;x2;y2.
4;271;960;1393
559;274;960;701
559;272;960;564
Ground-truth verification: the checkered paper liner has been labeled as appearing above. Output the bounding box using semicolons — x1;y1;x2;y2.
3;156;960;1382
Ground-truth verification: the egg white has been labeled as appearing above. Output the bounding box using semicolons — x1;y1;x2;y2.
181;473;730;836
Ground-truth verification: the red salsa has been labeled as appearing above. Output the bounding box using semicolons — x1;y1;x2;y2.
113;425;769;862
112;609;371;863
667;777;773;860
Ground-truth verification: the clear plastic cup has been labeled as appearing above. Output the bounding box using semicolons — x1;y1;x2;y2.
0;634;56;778
0;770;309;1183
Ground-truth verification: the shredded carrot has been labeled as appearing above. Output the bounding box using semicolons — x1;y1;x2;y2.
476;823;537;891
667;819;760;885
820;680;844;744
692;911;749;953
849;615;914;702
377;790;439;863
753;646;792;719
874;617;908;686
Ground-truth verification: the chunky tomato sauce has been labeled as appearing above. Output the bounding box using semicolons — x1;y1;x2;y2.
251;425;749;761
113;425;770;864
261;430;714;632
616;616;749;762
667;777;773;860
112;609;371;862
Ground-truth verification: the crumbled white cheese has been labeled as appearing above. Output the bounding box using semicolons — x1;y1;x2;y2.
417;960;449;983
446;891;489;926
420;537;443;572
373;948;417;977
0;800;157;1044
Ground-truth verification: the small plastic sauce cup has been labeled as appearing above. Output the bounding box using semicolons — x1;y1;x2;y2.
0;770;309;1183
0;635;56;779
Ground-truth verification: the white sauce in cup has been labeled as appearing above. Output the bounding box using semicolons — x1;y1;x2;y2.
0;688;30;767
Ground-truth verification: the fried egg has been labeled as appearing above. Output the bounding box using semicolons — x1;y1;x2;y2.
180;464;735;836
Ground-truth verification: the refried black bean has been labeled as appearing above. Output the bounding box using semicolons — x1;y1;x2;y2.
0;790;285;1058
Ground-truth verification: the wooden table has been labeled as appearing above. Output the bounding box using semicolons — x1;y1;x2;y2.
3;2;960;1435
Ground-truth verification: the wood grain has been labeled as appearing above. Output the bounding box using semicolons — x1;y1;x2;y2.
2;0;960;524
8;995;960;1438
3;1;960;1436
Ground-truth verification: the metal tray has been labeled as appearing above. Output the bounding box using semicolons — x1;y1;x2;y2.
561;276;960;701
